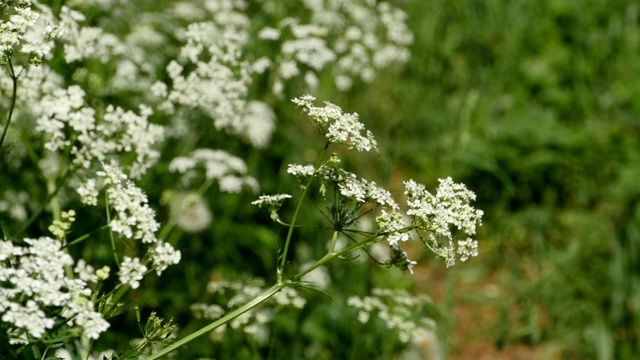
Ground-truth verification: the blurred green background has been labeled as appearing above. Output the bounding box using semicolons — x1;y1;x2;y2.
361;1;640;358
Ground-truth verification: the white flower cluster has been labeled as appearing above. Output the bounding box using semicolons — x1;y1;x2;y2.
118;256;147;290
34;85;164;178
375;210;411;247
0;1;64;64
79;162;180;283
169;148;259;193
292;95;378;151
374;178;483;268
286;162;397;213
151;5;276;149
284;97;483;270
205;277;306;344
251;194;292;215
57;6;127;63
190;303;224;320
347;288;437;345
316;164;398;209
258;0;413;92
403;177;483;267
169;192;214;233
98;162;160;243
0;237;109;342
0;189;30;221
157;51;250;133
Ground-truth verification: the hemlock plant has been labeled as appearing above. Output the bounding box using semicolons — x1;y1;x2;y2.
0;1;481;358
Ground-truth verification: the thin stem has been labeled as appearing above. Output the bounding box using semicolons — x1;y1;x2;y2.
293;233;382;282
278;142;329;283
146;282;286;360
0;58;17;150
327;230;339;254
104;192;120;267
65;225;111;247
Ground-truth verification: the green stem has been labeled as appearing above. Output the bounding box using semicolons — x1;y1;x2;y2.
146;282;285;360
327;230;339;254
65;225;111;247
278;143;329;282
104;192;120;267
0;58;17;151
293;233;382;282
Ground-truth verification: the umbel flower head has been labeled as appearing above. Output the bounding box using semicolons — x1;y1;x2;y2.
376;177;484;268
292;95;378;152
259;95;483;271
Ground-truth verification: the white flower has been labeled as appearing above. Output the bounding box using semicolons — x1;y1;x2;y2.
170;192;213;233
191;303;225;320
118;256;147;289
457;238;479;262
0;237;109;341
2;300;54;338
402;178;483;267
77;178;99;206
150;242;181;276
287;164;316;178
98;162;160;244
258;27;280;40
242;101;276;149
376;210;411;247
169;149;258;193
273;287;306;309
251;194;292;217
292;95;378;152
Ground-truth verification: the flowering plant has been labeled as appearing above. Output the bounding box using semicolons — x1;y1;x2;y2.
1;0;481;358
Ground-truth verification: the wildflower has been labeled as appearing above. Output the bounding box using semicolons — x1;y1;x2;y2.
169;149;258;193
0;237;109;342
242;101;276;149
118;256;147;289
292;95;378;152
347;288;436;345
403;177;483;267
149;242;182;276
251;194;292;210
1;1;63;64
287;164;316;182
191;303;225;320
170;192;213;233
98;162;160;244
252;194;292;221
273;287;306;309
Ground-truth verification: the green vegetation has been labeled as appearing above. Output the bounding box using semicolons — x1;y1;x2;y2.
1;0;639;359
376;1;640;358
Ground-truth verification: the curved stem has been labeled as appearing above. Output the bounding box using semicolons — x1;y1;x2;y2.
0;58;17;151
146;282;285;360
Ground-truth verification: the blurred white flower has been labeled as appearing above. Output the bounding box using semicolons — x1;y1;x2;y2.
170;192;213;233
